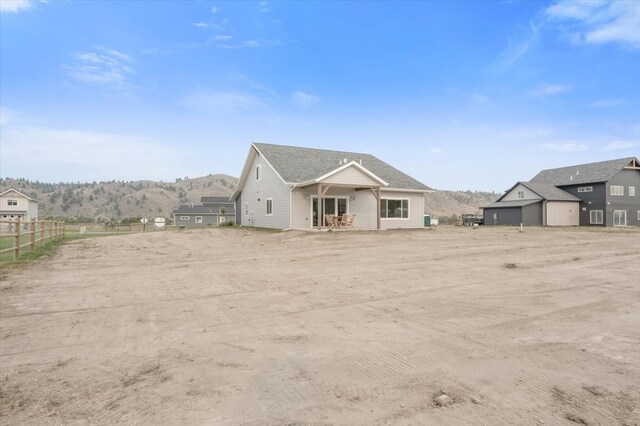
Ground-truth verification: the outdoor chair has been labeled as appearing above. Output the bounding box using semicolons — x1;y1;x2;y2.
324;214;340;230
339;214;356;230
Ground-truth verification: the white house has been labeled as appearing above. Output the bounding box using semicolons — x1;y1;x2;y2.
0;188;39;223
231;143;433;230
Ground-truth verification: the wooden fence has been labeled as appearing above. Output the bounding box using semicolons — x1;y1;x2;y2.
0;218;65;261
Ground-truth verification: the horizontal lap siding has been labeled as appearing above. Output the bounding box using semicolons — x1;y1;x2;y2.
607;169;640;227
483;207;522;225
502;184;542;201
321;166;380;186
241;151;291;229
380;191;424;229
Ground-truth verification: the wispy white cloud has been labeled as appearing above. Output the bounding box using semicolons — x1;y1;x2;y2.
585;98;624;108
212;35;232;41
0;106;17;125
530;83;571;97
543;142;588;152
0;124;185;181
0;0;32;13
64;46;134;90
601;140;635;152
210;6;218;14
546;0;640;49
489;20;541;73
193;22;209;28
290;91;320;108
260;1;269;13
428;147;443;154
471;94;490;104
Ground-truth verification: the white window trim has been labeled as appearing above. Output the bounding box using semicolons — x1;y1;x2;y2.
629;186;636;196
589;210;603;225
380;198;410;220
613;210;627;227
7;199;18;206
578;186;593;193
266;198;273;216
195;216;203;223
180;216;190;220
610;185;624;196
256;164;262;181
517;191;525;199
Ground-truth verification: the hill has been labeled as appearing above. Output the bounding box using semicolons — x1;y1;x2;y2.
1;176;499;223
0;175;238;222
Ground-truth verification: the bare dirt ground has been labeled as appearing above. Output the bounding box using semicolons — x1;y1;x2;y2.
1;226;639;425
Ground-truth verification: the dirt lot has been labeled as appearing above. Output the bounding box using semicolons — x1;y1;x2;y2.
1;226;639;425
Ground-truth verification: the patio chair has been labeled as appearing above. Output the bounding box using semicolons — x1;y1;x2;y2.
324;214;339;230
339;214;356;230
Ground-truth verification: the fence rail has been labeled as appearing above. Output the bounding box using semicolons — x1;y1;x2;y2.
0;218;65;261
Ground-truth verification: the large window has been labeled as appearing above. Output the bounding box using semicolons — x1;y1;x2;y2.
266;198;273;215
630;186;636;196
589;210;603;224
7;199;17;206
578;186;593;193
380;198;409;219
256;164;261;181
610;185;624;196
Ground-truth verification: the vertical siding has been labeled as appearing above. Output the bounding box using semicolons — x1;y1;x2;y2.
502;184;542;201
545;201;579;226
239;150;291;229
522;203;543;225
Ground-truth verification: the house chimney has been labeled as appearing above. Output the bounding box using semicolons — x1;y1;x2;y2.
344;158;348;164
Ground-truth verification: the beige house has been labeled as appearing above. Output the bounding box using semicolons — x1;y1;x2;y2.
0;188;39;223
231;143;433;230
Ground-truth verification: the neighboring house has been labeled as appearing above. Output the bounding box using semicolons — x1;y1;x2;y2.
231;143;433;230
172;196;236;227
484;157;640;227
0;188;38;223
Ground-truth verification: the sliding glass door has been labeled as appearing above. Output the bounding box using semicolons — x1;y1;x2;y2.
312;197;348;227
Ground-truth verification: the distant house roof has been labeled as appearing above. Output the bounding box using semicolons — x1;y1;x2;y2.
530;157;638;186
494;181;581;203
173;204;235;215
252;143;432;191
484;199;542;209
201;196;234;204
0;188;38;202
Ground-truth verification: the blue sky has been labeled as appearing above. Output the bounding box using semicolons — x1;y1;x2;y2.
1;0;638;191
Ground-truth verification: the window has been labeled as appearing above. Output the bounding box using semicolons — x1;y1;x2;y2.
7;199;17;206
245;202;249;216
266;198;273;215
630;186;636;196
180;216;190;220
637;210;640;221
256;164;261;181
517;191;525;199
589;210;603;224
578;186;593;193
380;199;409;219
610;185;624;196
195;216;203;223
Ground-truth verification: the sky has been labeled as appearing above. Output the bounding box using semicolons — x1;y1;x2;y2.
1;0;639;192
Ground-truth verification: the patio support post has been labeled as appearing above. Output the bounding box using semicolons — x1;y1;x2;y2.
370;187;381;230
317;184;322;230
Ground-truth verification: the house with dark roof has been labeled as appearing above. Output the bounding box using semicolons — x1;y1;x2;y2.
172;196;236;227
484;157;640;227
231;143;433;230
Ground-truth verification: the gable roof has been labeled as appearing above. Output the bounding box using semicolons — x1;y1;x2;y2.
0;188;38;202
173;204;236;215
495;181;580;203
530;157;638;186
252;143;431;191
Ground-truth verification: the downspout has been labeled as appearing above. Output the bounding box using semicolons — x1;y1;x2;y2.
283;184;296;231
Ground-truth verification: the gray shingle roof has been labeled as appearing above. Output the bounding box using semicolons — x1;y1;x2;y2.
253;143;432;191
173;204;236;215
484;199;542;208
201;197;234;204
519;182;581;201
530;157;636;186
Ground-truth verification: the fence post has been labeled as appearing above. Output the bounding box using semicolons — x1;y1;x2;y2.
40;220;45;246
54;221;58;240
14;217;21;261
30;219;36;252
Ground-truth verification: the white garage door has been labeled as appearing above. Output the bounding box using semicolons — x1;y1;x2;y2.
546;202;579;226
